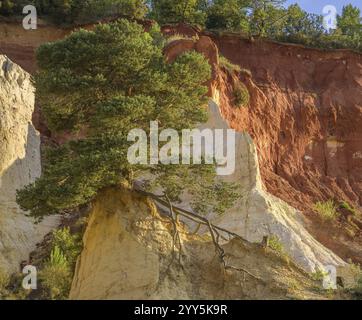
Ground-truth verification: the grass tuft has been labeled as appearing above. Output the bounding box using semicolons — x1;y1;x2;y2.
314;200;340;222
219;55;241;73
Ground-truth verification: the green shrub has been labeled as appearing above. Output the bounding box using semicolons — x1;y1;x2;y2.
0;0;15;15
39;228;82;300
0;0;148;24
352;277;362;297
268;235;285;255
52;227;82;268
339;201;357;216
51;246;69;269
311;269;328;282
233;82;250;107
76;0;148;23
149;0;206;26
5;273;30;300
219;55;241;73
39;246;72;300
219;56;250;107
0;269;31;300
314;200;340;222
348;264;362;298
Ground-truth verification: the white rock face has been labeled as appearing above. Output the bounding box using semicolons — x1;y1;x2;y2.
0;55;59;273
206;99;346;272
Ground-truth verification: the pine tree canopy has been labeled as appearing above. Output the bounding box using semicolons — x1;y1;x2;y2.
17;19;239;220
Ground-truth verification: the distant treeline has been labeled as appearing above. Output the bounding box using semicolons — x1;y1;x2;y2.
0;0;148;23
0;0;361;52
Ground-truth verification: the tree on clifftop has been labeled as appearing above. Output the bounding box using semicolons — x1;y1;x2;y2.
0;0;148;23
337;4;362;37
148;0;206;25
16;19;238;220
205;0;251;32
249;0;286;36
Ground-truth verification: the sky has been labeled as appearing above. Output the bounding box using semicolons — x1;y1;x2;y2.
284;0;362;15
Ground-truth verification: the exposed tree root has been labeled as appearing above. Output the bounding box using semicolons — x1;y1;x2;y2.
165;194;183;266
135;187;264;283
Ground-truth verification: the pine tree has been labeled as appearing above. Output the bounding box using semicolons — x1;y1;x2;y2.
249;0;286;36
17;19;239;220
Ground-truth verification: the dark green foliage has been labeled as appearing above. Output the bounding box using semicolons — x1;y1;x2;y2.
0;0;34;16
219;55;241;73
148;0;206;25
0;0;148;23
338;4;361;36
218;56;250;108
252;2;361;52
2;1;361;52
205;0;250;31
249;0;286;37
339;201;357;216
0;227;83;300
76;0;148;23
17;19;239;219
147;0;361;52
39;227;82;300
0;271;29;300
270;4;361;52
233;82;250;107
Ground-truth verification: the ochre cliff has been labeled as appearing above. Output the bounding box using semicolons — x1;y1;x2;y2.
70;187;327;300
162;26;362;265
207;35;362;264
210;33;362;212
162;24;362;214
203;102;346;272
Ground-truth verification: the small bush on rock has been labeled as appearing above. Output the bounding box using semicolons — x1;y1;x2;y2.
52;227;82;267
269;235;285;255
219;55;241;73
39;227;82;300
233;82;250;107
40;246;72;300
339;201;357;216
314;200;340;222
